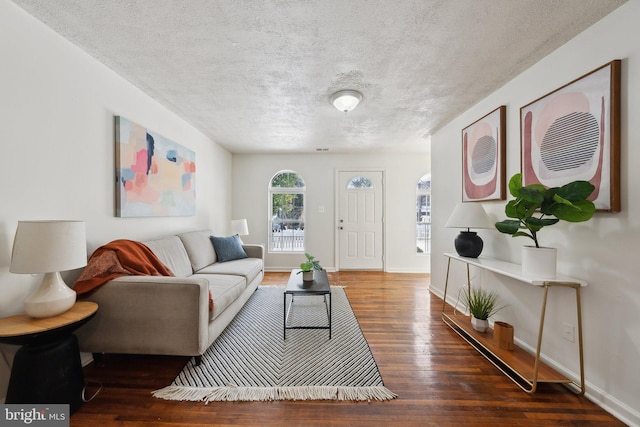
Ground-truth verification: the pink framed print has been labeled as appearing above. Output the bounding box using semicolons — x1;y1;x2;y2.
520;60;621;212
462;106;506;202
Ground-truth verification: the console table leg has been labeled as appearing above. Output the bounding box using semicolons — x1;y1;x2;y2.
530;284;551;394
441;258;452;314
575;286;586;395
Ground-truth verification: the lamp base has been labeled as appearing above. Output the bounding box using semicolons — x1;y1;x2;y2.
454;231;484;258
24;272;76;318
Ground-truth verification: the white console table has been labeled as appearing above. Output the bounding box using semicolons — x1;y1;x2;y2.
442;252;586;395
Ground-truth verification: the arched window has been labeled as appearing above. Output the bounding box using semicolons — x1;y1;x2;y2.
269;170;305;252
416;174;431;254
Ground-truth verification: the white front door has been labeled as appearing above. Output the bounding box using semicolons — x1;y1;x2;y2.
337;171;384;270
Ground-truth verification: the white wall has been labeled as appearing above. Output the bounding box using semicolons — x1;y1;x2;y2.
232;152;431;273
0;0;232;399
431;2;639;425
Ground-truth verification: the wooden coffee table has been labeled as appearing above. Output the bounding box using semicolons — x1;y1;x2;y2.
284;269;331;339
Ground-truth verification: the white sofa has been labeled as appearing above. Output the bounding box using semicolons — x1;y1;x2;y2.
75;230;264;361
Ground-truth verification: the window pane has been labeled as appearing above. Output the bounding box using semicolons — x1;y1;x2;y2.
269;171;305;252
271;193;304;223
347;176;373;189
271;171;305;188
417;174;431;191
416;174;431;254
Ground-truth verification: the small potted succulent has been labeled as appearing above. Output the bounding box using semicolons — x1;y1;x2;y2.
494;173;595;278
297;253;322;282
462;287;506;333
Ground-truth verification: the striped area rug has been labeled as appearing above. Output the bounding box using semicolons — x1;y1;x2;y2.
152;286;397;402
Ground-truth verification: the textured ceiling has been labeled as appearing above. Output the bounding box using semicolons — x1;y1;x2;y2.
12;0;625;154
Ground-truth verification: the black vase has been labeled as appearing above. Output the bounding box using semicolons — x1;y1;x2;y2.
454;231;484;258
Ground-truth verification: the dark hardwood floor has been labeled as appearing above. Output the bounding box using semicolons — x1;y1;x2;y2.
74;271;624;426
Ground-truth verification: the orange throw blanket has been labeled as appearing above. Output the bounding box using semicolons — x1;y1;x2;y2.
74;239;175;296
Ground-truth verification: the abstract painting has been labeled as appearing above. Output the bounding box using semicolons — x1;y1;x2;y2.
520;60;621;212
115;116;196;217
462;106;506;202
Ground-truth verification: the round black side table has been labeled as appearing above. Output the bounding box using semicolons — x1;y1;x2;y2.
0;301;98;414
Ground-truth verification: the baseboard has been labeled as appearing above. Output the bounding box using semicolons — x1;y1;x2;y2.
384;267;431;274
265;267;337;273
582;383;639;427
265;267;430;274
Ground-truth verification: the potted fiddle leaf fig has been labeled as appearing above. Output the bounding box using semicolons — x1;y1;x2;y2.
495;173;596;278
297;253;322;282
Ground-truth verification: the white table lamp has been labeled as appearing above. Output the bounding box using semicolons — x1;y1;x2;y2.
10;220;87;318
231;219;249;243
445;203;493;258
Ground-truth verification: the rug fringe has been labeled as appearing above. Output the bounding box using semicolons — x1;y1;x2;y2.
152;385;397;403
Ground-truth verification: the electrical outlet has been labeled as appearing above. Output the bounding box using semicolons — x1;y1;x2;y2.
562;322;575;343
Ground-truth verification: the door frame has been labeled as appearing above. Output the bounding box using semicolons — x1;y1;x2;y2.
334;168;387;272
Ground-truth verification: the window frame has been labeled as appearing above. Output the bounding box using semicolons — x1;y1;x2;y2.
268;170;306;253
416;174;431;255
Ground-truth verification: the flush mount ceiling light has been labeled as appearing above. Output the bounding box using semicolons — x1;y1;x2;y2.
330;89;363;112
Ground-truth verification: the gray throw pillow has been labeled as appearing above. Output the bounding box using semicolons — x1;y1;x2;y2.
210;234;248;262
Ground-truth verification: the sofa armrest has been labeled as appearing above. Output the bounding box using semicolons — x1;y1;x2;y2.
75;275;210;356
243;244;264;263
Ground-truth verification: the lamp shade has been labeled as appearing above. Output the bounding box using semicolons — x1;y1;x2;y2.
330;90;363;112
231;219;249;236
10;220;87;318
10;220;87;273
445;203;493;230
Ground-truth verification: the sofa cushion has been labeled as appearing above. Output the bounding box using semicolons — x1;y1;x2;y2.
196;274;247;321
178;230;217;272
196;257;263;285
143;236;193;278
210;235;248;262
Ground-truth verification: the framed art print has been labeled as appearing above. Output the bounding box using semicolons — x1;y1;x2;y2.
115;116;196;217
520;60;621;212
462;106;506;202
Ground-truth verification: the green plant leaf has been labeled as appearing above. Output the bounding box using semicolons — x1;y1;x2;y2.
518;186;545;204
504;201;520;219
557;180;596;202
554;199;596;222
508;173;522;197
552;193;575;207
512;231;534;240
526;217;559;228
495;220;520;234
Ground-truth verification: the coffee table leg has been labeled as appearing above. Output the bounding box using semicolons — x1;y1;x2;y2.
283;292;286;340
323;293;332;339
329;293;332;339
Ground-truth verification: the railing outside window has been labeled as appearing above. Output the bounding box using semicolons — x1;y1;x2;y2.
270;228;305;252
416;222;431;254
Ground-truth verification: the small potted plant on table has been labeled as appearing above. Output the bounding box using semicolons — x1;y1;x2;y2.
298;253;322;282
462;287;505;333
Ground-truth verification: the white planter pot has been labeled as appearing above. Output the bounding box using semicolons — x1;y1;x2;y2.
302;270;314;282
471;317;489;333
522;246;557;279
